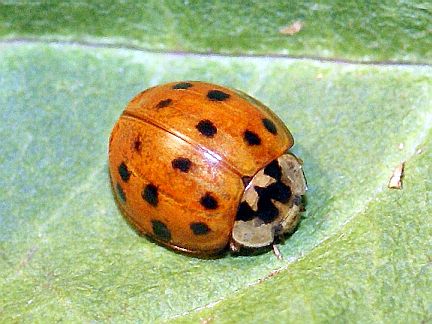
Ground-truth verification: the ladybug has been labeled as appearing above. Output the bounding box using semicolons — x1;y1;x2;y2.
108;81;307;255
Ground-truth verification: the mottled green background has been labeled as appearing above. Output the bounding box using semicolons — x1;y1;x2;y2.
0;2;431;323
1;1;431;63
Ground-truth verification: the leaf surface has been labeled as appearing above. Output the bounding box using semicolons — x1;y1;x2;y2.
1;2;432;322
0;44;430;322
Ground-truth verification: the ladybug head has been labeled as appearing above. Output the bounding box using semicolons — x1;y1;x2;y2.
231;153;307;251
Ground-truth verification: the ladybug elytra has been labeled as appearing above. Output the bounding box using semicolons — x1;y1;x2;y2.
108;81;306;255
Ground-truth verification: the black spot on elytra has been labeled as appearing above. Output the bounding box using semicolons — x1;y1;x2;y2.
133;136;142;152
172;82;193;90
236;201;256;221
118;162;131;182
155;98;172;109
116;183;126;203
264;160;282;181
190;222;210;235
207;90;230;101
254;182;292;224
172;157;192;173
196;120;217;137
151;220;171;241
244;130;261;145
262;118;278;135
200;193;218;210
142;183;158;206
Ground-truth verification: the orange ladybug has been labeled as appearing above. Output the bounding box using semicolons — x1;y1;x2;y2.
108;81;307;255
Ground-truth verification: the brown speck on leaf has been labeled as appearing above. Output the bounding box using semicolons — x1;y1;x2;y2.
258;268;282;284
388;162;405;189
279;21;303;35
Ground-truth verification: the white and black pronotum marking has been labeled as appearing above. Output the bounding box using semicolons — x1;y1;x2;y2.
232;153;307;249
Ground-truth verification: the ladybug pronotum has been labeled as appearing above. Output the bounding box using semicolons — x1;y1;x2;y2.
109;81;307;255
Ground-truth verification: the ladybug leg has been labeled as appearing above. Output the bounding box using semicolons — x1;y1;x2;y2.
273;232;285;260
272;244;283;260
229;239;241;253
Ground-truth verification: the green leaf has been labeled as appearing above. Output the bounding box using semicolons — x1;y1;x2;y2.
1;3;431;321
0;43;431;322
179;133;432;323
1;1;431;63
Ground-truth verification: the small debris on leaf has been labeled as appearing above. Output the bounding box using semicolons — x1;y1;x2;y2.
398;143;404;150
388;162;405;189
279;21;303;35
416;148;423;155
